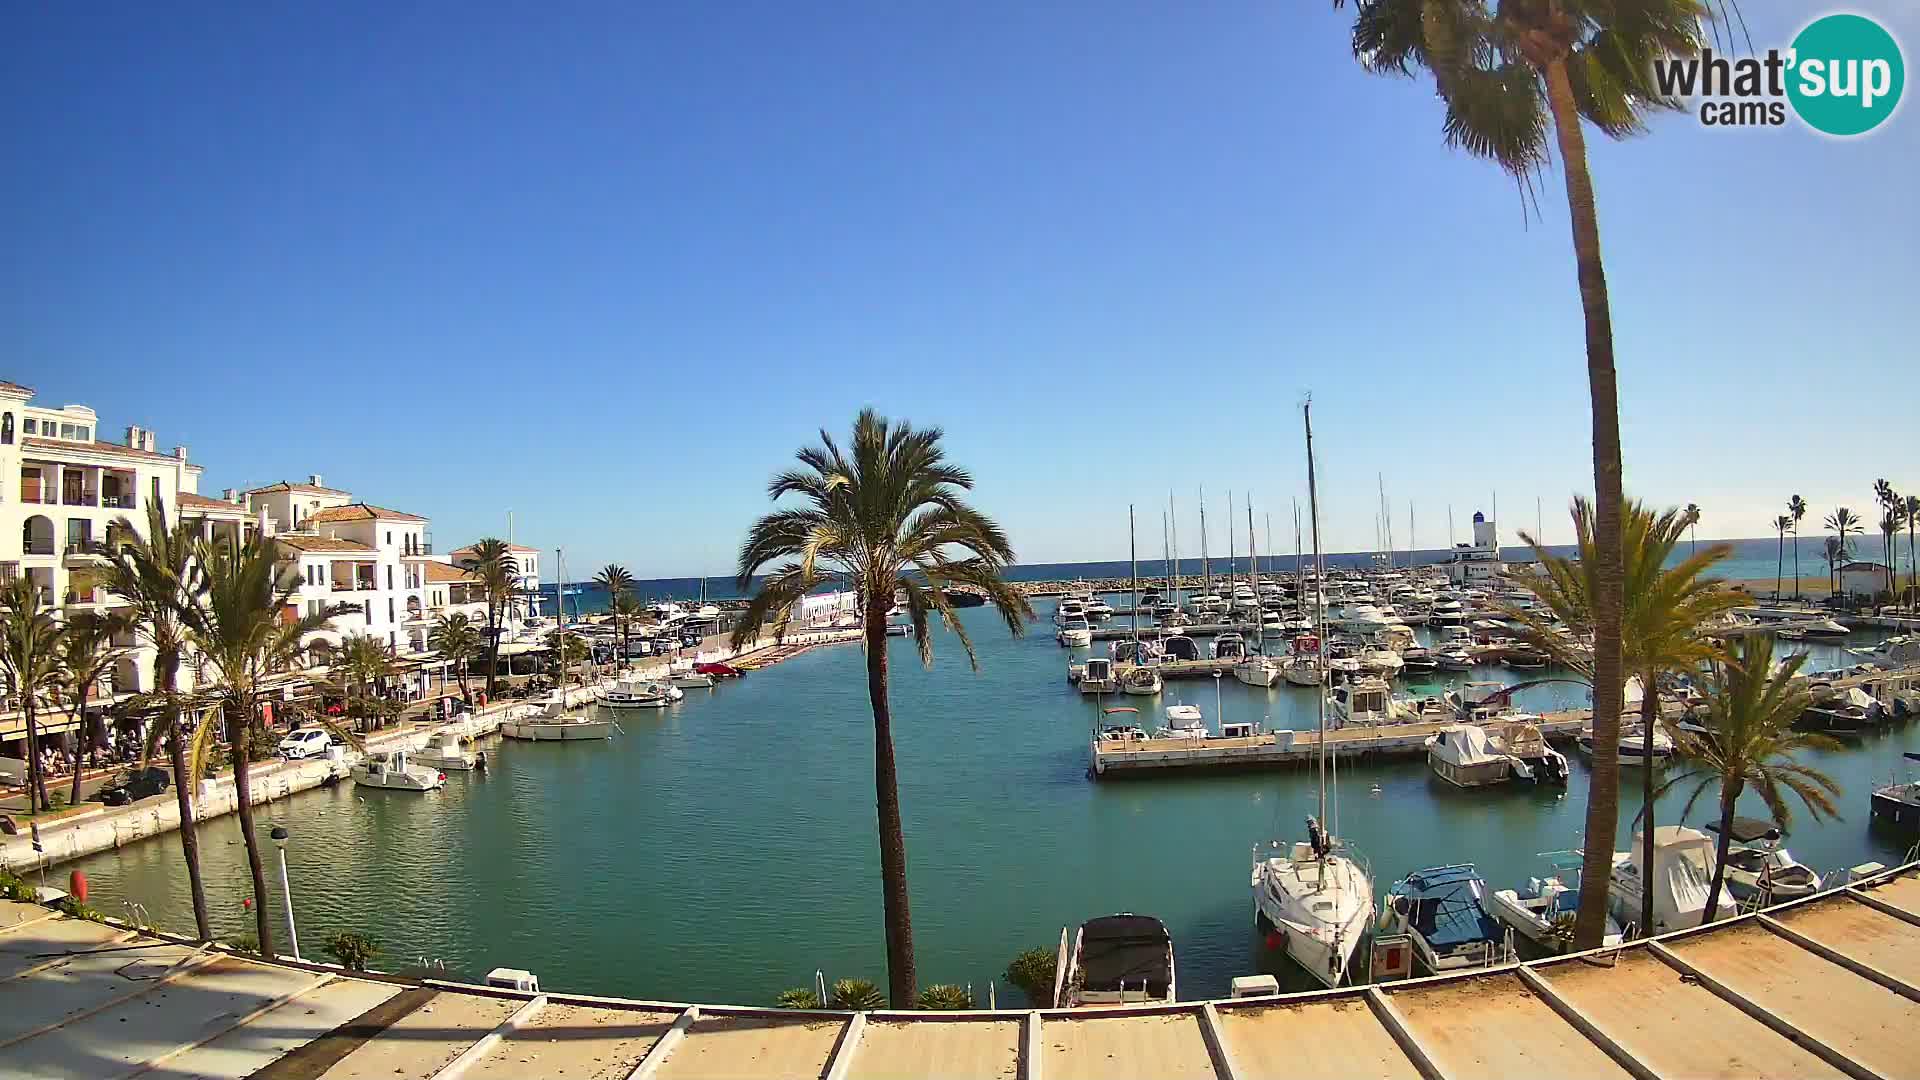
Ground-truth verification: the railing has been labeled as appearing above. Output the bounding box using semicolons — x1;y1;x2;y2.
63;540;106;558
101;493;136;509
62;491;99;507
22;539;55;556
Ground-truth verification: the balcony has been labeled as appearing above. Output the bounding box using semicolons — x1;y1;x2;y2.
22;538;55;556
101;493;137;510
332;579;378;593
62;490;100;508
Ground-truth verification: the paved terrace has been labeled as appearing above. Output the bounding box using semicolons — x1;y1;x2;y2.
2;862;1918;1079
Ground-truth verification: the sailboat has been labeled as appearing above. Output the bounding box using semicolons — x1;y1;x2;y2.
1234;499;1281;687
1251;401;1375;989
1120;506;1163;696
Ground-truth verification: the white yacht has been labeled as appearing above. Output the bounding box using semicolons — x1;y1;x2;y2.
1120;665;1163;696
1579;720;1674;766
1425;724;1512;788
1328;604;1391;635
502;700;617;740
603;676;684;709
1383;865;1512;974
1084;597;1115;621
1211;632;1249;661
350;748;446;791
1488;718;1570;785
1055;914;1176;1008
1708;818;1822;904
413;731;483;772
1054;598;1087;626
1609;826;1738;935
1233;654;1280;688
1057;616;1093;648
1079;657;1119;695
1330;677;1403;727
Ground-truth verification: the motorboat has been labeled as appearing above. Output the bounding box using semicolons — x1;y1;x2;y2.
1705;818;1821;905
1055;914;1176;1008
1790;617;1852;639
1120;664;1163;696
1578;721;1674;767
1260;610;1286;638
1799;685;1879;733
1160;634;1201;662
1084;598;1115;621
1444;681;1511;720
1502;646;1551;671
1079;657;1119;695
1488;853;1625;952
1850;634;1920;666
1280;654;1323;687
1054;598;1086;626
1357;643;1404;678
1110;639;1159;666
1609;826;1737;935
1383;865;1511;974
1252;822;1374;988
502;700;618;740
1435;647;1476;672
1162;704;1205;730
1427;600;1468;625
1399;645;1439;676
1328;604;1391;635
1330;677;1403;727
669;662;717;688
1425;725;1512;788
1212;632;1249;662
413;731;484;772
1057;616;1093;648
1870;753;1920;840
694;662;743;678
1488;719;1569;785
1097;707;1148;744
350;748;446;791
1233;655;1280;688
603;676;684;709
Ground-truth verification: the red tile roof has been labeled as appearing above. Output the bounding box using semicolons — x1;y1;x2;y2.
425;561;477;583
0;380;32;395
177;491;248;515
246;480;353;497
274;535;376;554
307;503;426;524
21;436;191;464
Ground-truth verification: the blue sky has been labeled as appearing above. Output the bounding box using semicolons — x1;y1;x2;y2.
5;3;1915;577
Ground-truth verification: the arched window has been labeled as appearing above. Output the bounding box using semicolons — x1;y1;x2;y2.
0;412;12;444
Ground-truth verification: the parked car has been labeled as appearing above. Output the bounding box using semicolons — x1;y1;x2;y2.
98;767;171;807
277;728;335;760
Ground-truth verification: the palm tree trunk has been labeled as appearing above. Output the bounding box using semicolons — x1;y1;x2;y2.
485;608;501;699
1639;674;1659;935
24;702;48;813
863;593;916;1004
1908;519;1916;611
1775;531;1784;601
1792;528;1801;599
159;647;212;940
69;697;91;807
1702;781;1741;924
1544;55;1627;952
227;698;276;956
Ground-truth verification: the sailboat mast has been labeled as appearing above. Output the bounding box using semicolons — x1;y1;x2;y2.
1265;513;1274;580
1227;492;1236;588
1162;511;1172;598
1247;499;1258;604
1304;402;1328;831
1199;487;1210;598
1169;495;1181;604
1129;505;1139;642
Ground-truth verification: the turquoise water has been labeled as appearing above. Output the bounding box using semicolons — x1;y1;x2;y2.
61;603;1920;1005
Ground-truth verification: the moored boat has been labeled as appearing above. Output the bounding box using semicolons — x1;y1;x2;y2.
1055;914;1176;1008
351;748;446;791
502;701;617;740
1383;864;1512;973
1425;725;1511;788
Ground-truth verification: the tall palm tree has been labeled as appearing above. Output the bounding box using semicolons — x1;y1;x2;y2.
594;564;636;662
1328;0;1715;946
1657;634;1840;923
1506;498;1741;937
1824;537;1845;596
731;409;1032;1002
336;633;393;730
1788;495;1808;600
0;578;64;812
178;533;345;957
53;610;132;806
104;502;214;941
1771;514;1792;602
1825;508;1860;603
465;539;520;699
427;613;479;701
1684;503;1701;557
1905;494;1920;611
1874;480;1898;594
610;593;645;666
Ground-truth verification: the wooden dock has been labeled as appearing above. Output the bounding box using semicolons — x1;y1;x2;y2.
1091;710;1590;777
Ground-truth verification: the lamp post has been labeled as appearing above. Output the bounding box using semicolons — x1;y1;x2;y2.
271;825;300;960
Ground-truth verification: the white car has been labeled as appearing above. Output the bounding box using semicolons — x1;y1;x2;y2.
278;728;335;760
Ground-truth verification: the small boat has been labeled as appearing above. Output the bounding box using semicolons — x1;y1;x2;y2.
603;676;684;709
351;748;446;791
1435;647;1475;672
1870;752;1920;840
1162;704;1205;730
1330;677;1401;727
1488;719;1569;785
1383;864;1512;973
671;669;717;688
1057;616;1093;648
502;701;617;740
1792;617;1852;638
1608;826;1737;935
1212;632;1249;661
1079;657;1119;695
1578;721;1673;766
1799;686;1879;733
1425;725;1512;788
1252;822;1374;988
1850;634;1920;666
1055;914;1176;1008
1054;598;1087;626
694;662;742;678
1488;853;1624;952
1233;655;1280;688
1161;634;1201;662
884;622;914;637
413;731;484;772
1084;598;1114;621
1444;680;1510;719
1097;706;1149;743
1120;664;1163;696
1399;646;1439;675
1705;818;1821;905
1502;646;1550;671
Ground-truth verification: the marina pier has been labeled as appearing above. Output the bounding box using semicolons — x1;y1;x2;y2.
1091;710;1590;777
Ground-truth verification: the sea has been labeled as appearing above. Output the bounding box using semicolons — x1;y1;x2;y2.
57;598;1920;1007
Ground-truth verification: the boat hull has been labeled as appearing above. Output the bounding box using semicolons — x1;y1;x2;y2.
1870;788;1920;839
501;720;615;740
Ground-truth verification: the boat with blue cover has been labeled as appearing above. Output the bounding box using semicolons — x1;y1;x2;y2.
1382;863;1513;974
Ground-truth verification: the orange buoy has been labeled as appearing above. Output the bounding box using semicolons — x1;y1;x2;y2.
69;870;88;904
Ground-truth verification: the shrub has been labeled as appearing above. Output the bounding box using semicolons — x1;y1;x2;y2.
228;933;259;955
56;897;105;922
1005;948;1057;1008
0;871;39;903
917;984;974;1010
774;987;822;1009
321;930;381;971
830;978;885;1010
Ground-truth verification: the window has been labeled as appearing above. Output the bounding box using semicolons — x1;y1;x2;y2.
386;531;392;545
76;426;89;442
387;598;395;622
1;413;11;444
386;566;393;590
152;477;161;506
308;599;322;618
60;423;75;439
22;418;34;434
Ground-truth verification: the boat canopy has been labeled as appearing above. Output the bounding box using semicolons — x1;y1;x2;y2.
1391;865;1502;951
1706;817;1784;844
1076;915;1172;996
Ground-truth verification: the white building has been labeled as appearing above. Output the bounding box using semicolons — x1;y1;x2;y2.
1445;512;1505;586
446;542;542;622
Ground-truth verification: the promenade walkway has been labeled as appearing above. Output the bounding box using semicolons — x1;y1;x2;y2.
1;862;1916;1078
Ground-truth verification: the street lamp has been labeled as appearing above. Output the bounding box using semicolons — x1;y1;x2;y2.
271;825;300;960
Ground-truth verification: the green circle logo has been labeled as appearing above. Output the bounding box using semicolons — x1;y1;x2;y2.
1787;14;1904;136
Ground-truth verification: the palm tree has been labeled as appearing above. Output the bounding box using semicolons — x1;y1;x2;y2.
427;613;479;701
1788;495;1808;600
178;533;346;957
1684;503;1701;557
1825;508;1860;603
594;565;636;662
1905;494;1920;611
1772;515;1792;602
1656;634;1840;923
1824;537;1845;596
53;610;132;806
1328;0;1715;947
465;539;520;699
731;409;1032;1002
549;632;590;681
0;578;64;812
1878;510;1900;605
336;634;393;730
104;502;214;941
1506;498;1742;937
610;593;645;666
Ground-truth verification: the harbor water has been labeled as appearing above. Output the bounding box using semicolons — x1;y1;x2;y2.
61;603;1920;1005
